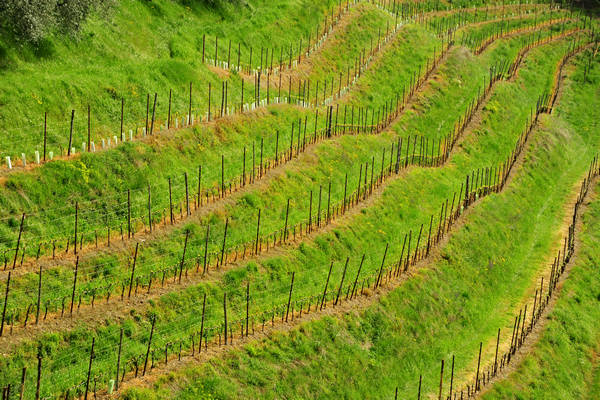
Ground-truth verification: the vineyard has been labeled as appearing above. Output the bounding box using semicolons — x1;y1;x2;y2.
0;0;598;398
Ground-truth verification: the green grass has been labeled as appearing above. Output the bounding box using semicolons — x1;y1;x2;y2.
0;16;576;265
0;0;350;156
455;8;569;49
479;52;600;400
342;23;442;109
119;42;600;400
0;26;577;324
0;1;596;398
347;18;579;131
0;0;465;256
0;29;589;399
0;10;573;263
425;3;551;35
0;1;554;158
298;2;394;84
481;187;600;400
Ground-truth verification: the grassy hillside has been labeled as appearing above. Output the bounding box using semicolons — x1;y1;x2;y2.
482;186;600;399
0;0;341;154
480;49;600;400
0;26;580;326
120;41;600;400
0;27;592;400
0;0;598;399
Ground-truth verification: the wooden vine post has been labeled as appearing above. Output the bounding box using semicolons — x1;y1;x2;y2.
320;262;334;310
223;293;228;345
74;202;78;255
438;359;444;400
13;213;25;269
351;254;365;299
449;355;455;398
70;257;79;315
148;184;152;233
199;293;206;352
128;244;139;298
35;349;42;400
178;231;189;283
67;110;74;156
255;209;261;255
84;337;95;400
185;172;190;216
475;341;483;391
189;82;193;125
284;199;290;242
245;282;250;337
203;225;210;274
375;244;389;289
285;272;295;322
0;271;11;337
115;328;123;391
43;112;47;162
127;190;132;238
142;316;156;376
120;98;124;141
35;266;42;324
168;89;172;129
220;218;229;267
150;93;157;135
168;178;174;225
334;257;349;305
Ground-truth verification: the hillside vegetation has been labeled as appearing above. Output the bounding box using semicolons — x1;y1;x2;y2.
0;1;598;399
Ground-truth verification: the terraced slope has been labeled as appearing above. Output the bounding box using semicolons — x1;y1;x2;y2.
117;28;594;397
0;0;597;399
0;22;583;337
479;44;600;400
121;38;600;400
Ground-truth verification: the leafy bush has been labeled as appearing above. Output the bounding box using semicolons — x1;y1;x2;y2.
0;0;113;43
178;0;244;7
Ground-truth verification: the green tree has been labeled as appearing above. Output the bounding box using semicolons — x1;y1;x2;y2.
0;0;112;43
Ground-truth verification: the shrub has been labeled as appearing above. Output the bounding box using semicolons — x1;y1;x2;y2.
0;0;113;43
